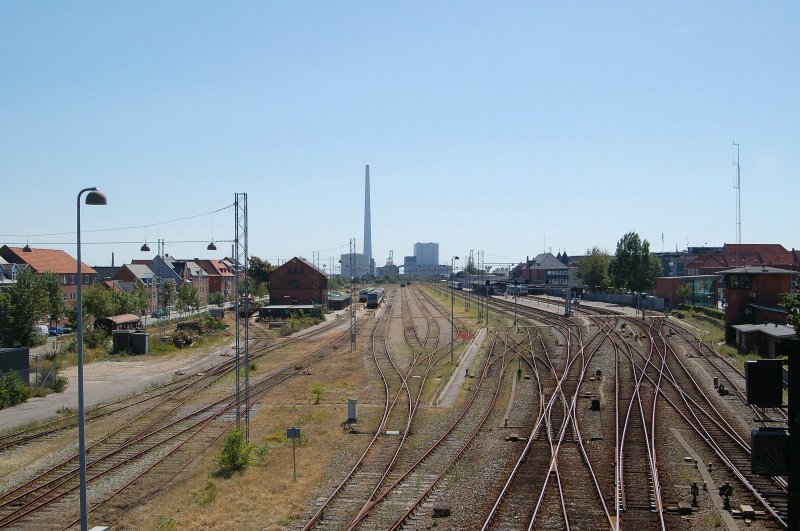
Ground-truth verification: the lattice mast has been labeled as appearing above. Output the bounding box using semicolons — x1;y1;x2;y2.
234;193;251;441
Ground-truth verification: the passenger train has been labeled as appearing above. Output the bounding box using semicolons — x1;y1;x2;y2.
366;287;385;308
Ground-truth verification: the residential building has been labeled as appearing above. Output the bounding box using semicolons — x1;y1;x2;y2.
195;259;236;301
269;257;328;308
0;246;96;307
112;264;159;314
0;257;26;287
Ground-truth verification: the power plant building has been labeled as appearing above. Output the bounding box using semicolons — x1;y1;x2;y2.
413;242;439;266
340;253;372;278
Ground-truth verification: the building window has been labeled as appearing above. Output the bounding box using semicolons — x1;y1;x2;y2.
290;280;300;289
70;292;76;301
70;275;76;284
84;275;90;284
63;293;67;301
63;275;68;285
727;275;752;290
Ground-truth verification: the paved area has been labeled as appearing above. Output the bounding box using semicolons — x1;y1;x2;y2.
503;293;645;318
1;309;354;432
0;342;233;432
436;328;487;407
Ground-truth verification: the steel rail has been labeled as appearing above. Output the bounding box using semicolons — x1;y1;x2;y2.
614;318;787;527
0;313;369;529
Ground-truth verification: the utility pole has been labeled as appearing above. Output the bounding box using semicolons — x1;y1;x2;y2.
350;238;356;352
733;142;742;266
234;193;250;440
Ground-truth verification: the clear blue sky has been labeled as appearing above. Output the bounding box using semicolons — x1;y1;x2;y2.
1;2;797;269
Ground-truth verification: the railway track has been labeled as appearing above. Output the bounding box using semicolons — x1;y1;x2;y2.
0;315;349;453
0;311;371;529
305;285;471;530
615;317;788;528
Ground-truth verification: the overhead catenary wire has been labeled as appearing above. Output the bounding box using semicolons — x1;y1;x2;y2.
0;203;234;239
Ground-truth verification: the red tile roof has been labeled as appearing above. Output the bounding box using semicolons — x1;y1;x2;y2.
687;244;800;272
0;246;96;275
195;259;235;277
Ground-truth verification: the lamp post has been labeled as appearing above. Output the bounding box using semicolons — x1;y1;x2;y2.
76;187;107;531
451;256;459;366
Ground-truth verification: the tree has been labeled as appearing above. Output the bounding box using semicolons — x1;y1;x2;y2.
127;284;148;316
782;286;800;339
210;292;225;307
577;247;611;292
609;232;663;293
176;283;199;317
248;256;274;286
82;285;114;320
6;269;49;346
0;292;14;346
162;279;176;310
676;282;692;305
41;272;64;325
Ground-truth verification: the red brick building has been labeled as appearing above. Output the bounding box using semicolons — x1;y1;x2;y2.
720;266;797;340
268;257;328;308
687;244;800;275
655;275;719;309
0;245;96;307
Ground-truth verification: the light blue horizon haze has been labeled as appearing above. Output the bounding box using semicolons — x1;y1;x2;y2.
1;2;797;269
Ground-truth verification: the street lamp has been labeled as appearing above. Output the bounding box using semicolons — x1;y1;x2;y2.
451;256;459;366
76;187;107;531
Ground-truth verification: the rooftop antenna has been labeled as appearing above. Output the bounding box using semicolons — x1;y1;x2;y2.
733;141;741;266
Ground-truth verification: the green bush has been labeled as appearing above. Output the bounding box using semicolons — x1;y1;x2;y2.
215;428;253;476
310;382;325;404
53;375;68;393
85;327;109;349
0;371;31;410
200;312;226;331
157;515;177;530
190;477;218;505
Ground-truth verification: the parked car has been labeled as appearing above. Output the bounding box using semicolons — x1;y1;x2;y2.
62;327;73;334
48;326;64;336
151;308;165;318
36;324;49;336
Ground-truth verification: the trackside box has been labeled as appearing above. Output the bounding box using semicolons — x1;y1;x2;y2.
745;359;783;408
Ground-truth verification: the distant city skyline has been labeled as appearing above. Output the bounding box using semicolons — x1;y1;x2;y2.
1;2;797;267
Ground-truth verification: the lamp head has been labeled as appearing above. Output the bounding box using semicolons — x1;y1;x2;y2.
85;190;108;206
141;243;151;252
23;244;32;252
207;242;217;251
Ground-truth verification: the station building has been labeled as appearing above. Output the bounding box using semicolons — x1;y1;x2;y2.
268;257;328;309
655;275;719;309
720;265;797;345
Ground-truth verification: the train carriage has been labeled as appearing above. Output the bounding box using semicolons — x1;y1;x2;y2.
366;287;384;308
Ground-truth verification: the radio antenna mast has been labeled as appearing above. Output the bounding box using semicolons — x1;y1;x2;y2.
733;142;741;265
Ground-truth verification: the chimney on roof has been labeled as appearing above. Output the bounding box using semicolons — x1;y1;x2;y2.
112;252;115;267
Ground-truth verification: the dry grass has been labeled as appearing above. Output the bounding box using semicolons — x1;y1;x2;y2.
116;323;379;530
